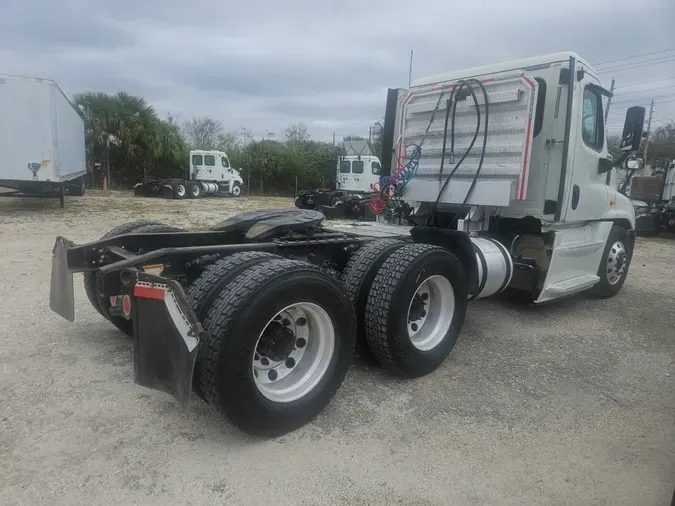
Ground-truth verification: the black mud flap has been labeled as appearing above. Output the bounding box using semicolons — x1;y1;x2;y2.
129;271;203;408
50;236;75;322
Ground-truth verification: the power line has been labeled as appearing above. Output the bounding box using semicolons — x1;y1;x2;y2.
655;106;675;118
610;93;675;106
616;76;675;89
598;56;675;73
614;84;675;96
593;48;675;66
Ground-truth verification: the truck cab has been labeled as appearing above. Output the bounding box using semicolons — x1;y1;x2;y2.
189;150;242;186
392;51;645;302
337;155;382;193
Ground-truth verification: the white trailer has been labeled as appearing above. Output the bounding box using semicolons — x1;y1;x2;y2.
50;52;646;436
0;75;87;206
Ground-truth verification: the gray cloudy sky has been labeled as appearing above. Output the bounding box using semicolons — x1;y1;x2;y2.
1;0;674;141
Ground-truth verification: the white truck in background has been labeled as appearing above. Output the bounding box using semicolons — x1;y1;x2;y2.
133;150;244;199
295;153;383;218
0;75;87;207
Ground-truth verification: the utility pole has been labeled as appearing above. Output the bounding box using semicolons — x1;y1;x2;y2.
644;99;654;162
332;131;335;146
604;78;615;124
368;126;372;148
408;49;414;88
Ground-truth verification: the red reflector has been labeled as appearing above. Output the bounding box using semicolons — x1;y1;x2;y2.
122;294;131;316
134;285;165;301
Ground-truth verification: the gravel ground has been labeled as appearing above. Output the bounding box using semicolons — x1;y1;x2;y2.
1;192;673;505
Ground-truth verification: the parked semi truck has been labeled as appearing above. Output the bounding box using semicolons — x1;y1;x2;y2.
295;153;382;218
0;75;87;207
50;52;644;436
133;150;243;199
626;159;675;234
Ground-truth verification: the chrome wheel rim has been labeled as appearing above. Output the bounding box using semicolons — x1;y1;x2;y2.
253;303;335;403
606;241;627;285
176;184;186;197
407;275;455;351
191;184;200;197
232;185;241;196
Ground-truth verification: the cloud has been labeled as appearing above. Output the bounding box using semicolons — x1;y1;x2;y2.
1;0;674;141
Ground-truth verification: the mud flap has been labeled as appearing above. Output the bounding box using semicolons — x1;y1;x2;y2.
129;271;203;408
50;236;75;322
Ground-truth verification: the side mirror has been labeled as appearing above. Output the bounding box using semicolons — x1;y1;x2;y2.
598;157;613;174
625;157;645;170
620;106;646;152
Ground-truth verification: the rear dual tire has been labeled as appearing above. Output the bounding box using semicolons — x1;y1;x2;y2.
195;258;356;436
340;239;405;358
174;182;187;199
341;242;468;377
187;181;202;199
364;244;468;377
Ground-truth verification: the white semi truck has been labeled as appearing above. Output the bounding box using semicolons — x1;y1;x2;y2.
0;75;87;207
133;150;244;199
50;52;644;436
295;154;383;218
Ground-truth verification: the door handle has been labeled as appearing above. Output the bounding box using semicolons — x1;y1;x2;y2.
572;185;580;210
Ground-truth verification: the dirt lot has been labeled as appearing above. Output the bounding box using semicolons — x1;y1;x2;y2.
0;192;673;505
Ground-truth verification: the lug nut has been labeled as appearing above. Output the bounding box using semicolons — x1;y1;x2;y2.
421;293;429;300
296;317;307;326
285;357;296;369
268;369;278;381
296;338;307;348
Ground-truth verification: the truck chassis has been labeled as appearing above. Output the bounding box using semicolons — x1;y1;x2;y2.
50;208;633;436
50;209;491;435
133;178;242;199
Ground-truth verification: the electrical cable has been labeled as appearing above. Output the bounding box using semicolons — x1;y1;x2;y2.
368;84;452;214
437;98;453;183
593;48;675;66
427;80;483;226
461;78;490;206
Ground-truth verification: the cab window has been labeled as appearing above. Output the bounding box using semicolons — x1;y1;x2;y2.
339;160;351;173
221;156;230;168
582;88;604;151
204;155;216;166
371;161;381;175
352;161;364;174
192;154;203;165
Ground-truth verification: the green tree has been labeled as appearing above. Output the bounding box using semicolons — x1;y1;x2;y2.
369;120;384;160
607;135;623;161
74;92;187;187
647;122;675;167
182;116;224;150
